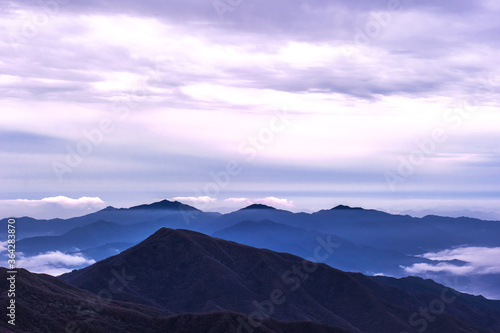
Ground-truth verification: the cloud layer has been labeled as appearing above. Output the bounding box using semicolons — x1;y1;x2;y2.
0;243;96;276
1;0;499;214
16;251;96;276
0;196;106;219
403;247;500;275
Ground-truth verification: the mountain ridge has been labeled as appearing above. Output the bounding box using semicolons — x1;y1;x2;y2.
60;227;500;333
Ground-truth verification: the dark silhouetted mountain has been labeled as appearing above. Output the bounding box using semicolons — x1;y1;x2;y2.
240;204;277;210
206;205;305;232
331;205;364;210
129;199;200;211
310;208;500;254
0;268;347;333
4;201;500;299
61;228;500;333
0;199;219;239
369;275;500;328
0;267;169;333
2;200;221;262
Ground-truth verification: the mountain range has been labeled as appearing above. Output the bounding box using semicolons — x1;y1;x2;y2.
3;200;500;299
2;227;500;332
2;198;500;332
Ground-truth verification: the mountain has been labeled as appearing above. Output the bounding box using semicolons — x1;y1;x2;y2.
0;199;219;239
129;199;200;211
2;199;221;265
60;227;500;333
4;200;500;298
0;268;346;333
310;207;500;254
0;267;170;333
206;204;306;232
331;205;364;210
240;204;277;210
213;219;431;276
15;220;170;257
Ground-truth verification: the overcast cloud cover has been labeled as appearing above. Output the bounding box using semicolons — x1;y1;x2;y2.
1;0;499;218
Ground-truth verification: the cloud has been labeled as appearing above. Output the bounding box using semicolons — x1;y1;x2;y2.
13;196;105;205
403;262;475;275
0;196;106;219
172;196;217;203
255;196;294;208
1;0;500;215
38;196;104;205
16;251;96;276
224;197;251;203
403;247;500;275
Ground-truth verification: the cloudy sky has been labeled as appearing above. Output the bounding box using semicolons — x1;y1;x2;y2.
1;0;499;219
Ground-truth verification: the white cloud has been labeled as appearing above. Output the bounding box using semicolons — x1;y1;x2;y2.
1;1;500;215
255;196;294;208
172;196;217;203
41;196;104;205
16;251;96;276
403;262;475;275
0;196;106;219
13;196;104;206
224;197;251;203
403;247;500;275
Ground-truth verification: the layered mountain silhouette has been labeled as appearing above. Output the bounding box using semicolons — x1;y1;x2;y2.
0;267;347;333
3;200;500;299
213;219;431;275
58;227;500;333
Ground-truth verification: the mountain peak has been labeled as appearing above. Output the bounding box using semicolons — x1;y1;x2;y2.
331;204;364;211
129;199;199;211
59;227;500;333
239;203;277;210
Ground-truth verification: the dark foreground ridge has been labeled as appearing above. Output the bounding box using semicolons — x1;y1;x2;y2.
60;227;500;333
0;267;348;333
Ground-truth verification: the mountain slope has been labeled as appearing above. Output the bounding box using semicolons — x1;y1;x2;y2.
60;228;500;333
0;199;219;239
0;268;348;333
6;201;500;300
0;267;169;333
16;220;160;256
213;219;428;275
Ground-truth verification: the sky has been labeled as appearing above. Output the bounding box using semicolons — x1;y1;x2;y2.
1;0;499;219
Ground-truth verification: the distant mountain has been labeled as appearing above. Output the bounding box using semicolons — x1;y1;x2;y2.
3;200;221;263
240;204;277;210
4;200;500;299
403;208;500;221
16;220;159;257
0;199;218;239
206;204;305;232
67;241;135;261
129;199;200;211
0;268;346;333
61;227;500;333
213;219;430;276
330;205;364;210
